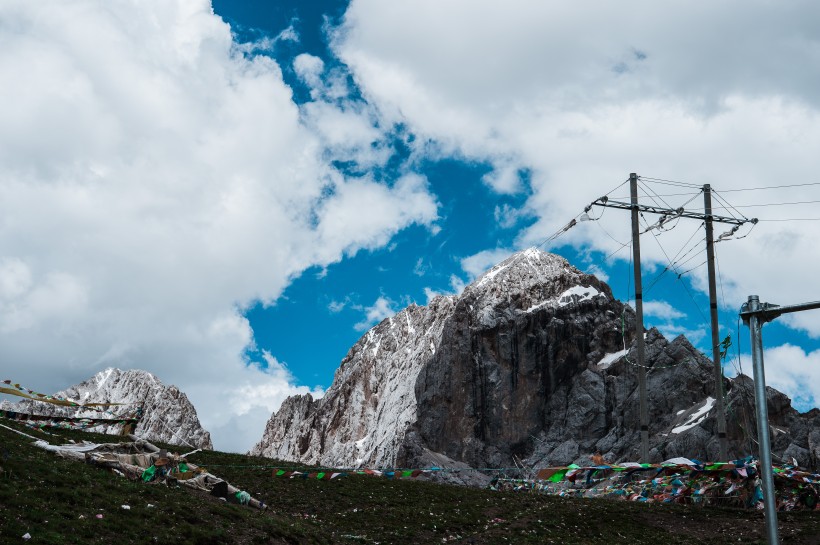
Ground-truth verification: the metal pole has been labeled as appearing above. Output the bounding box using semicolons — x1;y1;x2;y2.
630;173;650;461
746;295;779;545
704;185;728;461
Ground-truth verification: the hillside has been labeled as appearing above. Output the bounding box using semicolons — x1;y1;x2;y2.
1;420;818;544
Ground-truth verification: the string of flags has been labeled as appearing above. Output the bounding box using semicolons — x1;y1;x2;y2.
490;457;819;511
269;457;818;511
272;468;433;480
1;378;144;435
1;379;132;412
0;409;140;431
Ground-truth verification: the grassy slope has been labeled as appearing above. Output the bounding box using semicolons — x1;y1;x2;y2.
0;422;817;545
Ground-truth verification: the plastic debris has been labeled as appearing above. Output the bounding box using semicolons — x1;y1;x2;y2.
96;514;104;519
22;533;31;540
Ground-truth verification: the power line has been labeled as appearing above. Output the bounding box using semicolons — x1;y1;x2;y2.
711;199;820;209
719;181;820;192
758;217;820;222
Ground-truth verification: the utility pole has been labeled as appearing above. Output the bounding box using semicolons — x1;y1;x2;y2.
588;174;755;463
704;185;729;461
630;173;650;461
740;296;820;545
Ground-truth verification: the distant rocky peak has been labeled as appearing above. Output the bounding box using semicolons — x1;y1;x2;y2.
4;367;212;449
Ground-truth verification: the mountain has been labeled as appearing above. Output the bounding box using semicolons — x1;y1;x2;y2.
0;368;212;449
250;248;820;480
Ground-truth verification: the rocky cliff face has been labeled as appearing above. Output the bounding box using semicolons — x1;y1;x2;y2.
0;368;212;449
250;248;820;475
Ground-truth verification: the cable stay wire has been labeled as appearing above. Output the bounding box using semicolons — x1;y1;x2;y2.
644;235;705;295
536;178;633;250
610;191;703;200
668;222;705;264
710;190;747;222
639;180;676;210
638;176;702;188
639;213;709;323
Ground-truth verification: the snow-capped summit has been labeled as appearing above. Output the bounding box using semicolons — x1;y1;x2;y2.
249;248;820;475
249;248;619;471
2;368;212;449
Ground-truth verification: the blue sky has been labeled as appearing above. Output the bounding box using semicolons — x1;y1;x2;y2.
2;0;820;452
215;0;820;392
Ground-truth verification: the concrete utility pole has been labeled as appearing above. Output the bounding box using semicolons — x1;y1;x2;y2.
740;296;820;545
703;185;729;461
629;173;650;461
589;174;755;463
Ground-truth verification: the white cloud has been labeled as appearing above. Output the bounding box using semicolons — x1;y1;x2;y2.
643;300;686;321
333;0;820;351
460;248;515;280
328;300;347;313
0;0;439;452
232;352;324;416
293;53;325;89
734;344;820;413
354;295;397;331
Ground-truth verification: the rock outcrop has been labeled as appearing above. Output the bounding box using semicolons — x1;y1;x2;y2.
250;248;820;474
1;368;212;449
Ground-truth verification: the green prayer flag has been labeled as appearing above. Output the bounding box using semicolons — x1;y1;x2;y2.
548;470;568;483
276;470;286;476
141;465;156;482
317;472;326;480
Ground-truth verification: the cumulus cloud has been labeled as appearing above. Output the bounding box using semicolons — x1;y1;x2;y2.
354;295;397;330
460;248;515;281
0;0;438;451
332;0;820;418
734;344;820;412
643;301;686;321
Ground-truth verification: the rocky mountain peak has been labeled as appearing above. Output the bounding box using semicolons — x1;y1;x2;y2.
250;249;819;480
1;368;212;449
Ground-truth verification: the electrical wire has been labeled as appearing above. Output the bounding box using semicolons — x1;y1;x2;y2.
710;199;820;209
678;259;708;278
719;181;820;192
757;217;820;222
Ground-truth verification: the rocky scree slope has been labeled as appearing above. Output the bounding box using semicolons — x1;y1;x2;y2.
1;368;212;449
251;248;820;477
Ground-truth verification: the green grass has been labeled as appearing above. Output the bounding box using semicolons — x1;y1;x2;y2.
1;422;817;544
